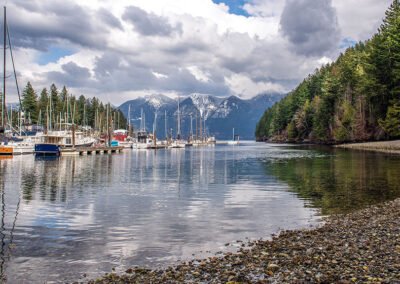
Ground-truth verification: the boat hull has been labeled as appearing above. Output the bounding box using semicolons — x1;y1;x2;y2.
119;141;133;148
35;144;61;156
12;145;35;155
0;146;13;155
133;143;150;150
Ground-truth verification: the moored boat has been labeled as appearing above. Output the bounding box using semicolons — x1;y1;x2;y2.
168;140;186;148
0;144;13;155
133;130;153;149
207;136;216;145
113;129;133;148
34;143;61;156
227;128;239;145
8;142;34;154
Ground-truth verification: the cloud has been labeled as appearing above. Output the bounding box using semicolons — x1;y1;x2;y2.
46;62;93;88
122;6;182;37
97;8;124;31
280;0;340;56
2;0;393;105
333;0;392;42
7;0;115;50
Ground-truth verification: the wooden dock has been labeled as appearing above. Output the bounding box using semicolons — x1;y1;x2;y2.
60;146;124;156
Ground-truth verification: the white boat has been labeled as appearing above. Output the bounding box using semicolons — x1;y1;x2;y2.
0;132;44;155
7;140;34;154
168;140;186;148
119;140;133;148
168;97;186;149
39;131;96;148
207;136;216;144
133;130;153;150
227;128;239;145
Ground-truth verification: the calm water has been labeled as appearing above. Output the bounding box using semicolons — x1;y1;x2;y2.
1;142;400;283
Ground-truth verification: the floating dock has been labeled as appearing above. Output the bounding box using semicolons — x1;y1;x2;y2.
60;146;124;156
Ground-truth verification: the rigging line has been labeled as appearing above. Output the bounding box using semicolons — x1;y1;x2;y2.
7;23;23;113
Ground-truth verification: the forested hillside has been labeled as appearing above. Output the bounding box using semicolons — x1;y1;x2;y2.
256;1;400;143
6;82;126;131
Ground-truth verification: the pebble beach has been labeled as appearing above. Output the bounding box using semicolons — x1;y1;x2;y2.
88;199;400;283
335;140;400;154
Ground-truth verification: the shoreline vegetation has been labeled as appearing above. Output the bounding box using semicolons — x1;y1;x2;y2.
89;199;400;283
335;140;400;154
255;1;400;145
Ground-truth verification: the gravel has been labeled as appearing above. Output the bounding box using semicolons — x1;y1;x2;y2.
87;199;400;283
335;140;400;154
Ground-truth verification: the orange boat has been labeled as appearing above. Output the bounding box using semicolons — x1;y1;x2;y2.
0;145;13;155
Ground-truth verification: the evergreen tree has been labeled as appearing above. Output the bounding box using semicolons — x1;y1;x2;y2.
256;1;400;143
379;104;400;137
49;84;59;126
22;82;38;123
38;88;48;118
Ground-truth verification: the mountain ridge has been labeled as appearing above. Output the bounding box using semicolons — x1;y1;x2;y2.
119;93;284;139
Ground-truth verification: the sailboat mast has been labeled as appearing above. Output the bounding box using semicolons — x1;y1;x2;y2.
128;104;130;129
177;96;181;139
190;114;193;139
2;6;6;129
140;108;143;131
165;110;167;139
83;103;86;126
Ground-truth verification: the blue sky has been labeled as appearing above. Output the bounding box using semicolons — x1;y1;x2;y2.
212;0;250;16
340;38;357;49
38;46;74;65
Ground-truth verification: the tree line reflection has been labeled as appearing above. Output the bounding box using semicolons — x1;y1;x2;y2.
265;148;400;215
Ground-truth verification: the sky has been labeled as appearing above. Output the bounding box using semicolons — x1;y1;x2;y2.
4;0;393;105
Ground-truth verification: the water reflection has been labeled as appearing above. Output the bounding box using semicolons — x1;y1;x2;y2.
266;146;400;214
1;144;398;282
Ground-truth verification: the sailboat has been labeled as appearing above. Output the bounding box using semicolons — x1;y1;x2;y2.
169;97;185;149
0;7;18;155
133;108;153;149
227;128;240;145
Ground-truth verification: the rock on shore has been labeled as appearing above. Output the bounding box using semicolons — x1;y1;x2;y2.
88;199;400;283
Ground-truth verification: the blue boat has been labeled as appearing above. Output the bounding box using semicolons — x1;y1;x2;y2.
34;144;61;156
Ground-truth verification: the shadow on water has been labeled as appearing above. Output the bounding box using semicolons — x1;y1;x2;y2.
265;146;400;215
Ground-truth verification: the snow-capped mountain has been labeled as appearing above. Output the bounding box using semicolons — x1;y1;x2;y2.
187;94;223;119
119;93;284;139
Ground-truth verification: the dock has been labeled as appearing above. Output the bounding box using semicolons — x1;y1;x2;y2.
60;146;124;156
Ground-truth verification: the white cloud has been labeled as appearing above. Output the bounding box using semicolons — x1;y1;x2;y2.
4;0;392;105
225;74;286;98
333;0;392;41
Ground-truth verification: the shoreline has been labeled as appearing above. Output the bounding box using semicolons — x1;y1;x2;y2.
335;140;400;154
89;199;400;283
